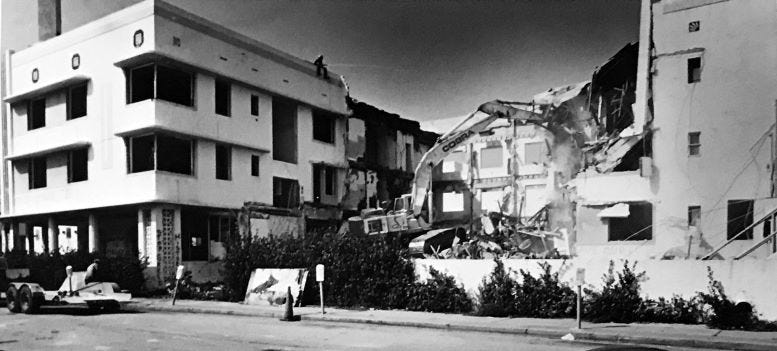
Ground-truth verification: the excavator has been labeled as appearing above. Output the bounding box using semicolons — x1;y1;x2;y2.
352;99;548;238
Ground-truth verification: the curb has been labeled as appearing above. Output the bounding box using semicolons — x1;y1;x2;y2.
125;303;776;351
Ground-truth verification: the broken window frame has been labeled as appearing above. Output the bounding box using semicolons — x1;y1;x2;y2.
28;97;46;131
688;205;701;227
127;63;195;107
28;156;47;189
687;57;702;84
607;202;653;241
67;148;89;183
67;83;88;120
312;110;336;144
727;199;754;240
688;131;701;156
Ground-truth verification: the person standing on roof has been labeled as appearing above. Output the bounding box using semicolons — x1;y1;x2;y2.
314;54;329;79
84;258;102;284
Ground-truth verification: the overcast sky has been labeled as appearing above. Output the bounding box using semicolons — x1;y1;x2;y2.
2;0;641;124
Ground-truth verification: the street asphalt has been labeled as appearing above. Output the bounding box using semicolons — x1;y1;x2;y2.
0;308;702;351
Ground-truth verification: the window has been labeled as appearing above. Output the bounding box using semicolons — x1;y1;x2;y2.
208;215;235;261
727;200;754;240
28;156;47;189
687;57;701;83
524;141;547;165
67;84;87;120
313;164;337;202
273;177;299;208
608;202;652;241
215;144;231;180
128;64;194;106
272;99;298;163
251;155;260;177
688;205;701;227
688;132;701;156
127;134;194;175
68;148;89;183
480;144;503;168
312;110;335;143
215;79;231;116
442;192;464;212
129;135;155;173
157;65;194;106
28;98;46;130
157;135;194;175
405;143;413;171
251;95;259;116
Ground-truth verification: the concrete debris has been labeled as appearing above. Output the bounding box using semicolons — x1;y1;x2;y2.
561;333;575;341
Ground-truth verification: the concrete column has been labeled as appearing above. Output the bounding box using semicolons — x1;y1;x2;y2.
88;214;99;253
137;208;146;259
47;217;58;254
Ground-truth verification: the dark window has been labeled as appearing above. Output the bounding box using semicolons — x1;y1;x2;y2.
181;208;208;261
215;144;231;180
312;110;335;143
251;95;259;116
68;148;89;183
251;155;260;177
129;135;155;173
405;143;413;171
129;64;155;103
727;200;754;240
688;205;701;227
688;132;700;156
28;156;47;189
67;84;87;120
157;65;194;106
273;177;300;208
215;79;231;116
157;135;193;175
608;202;652;241
272;99;297;163
28;98;46;130
688;57;701;83
325;166;335;195
128;64;193;106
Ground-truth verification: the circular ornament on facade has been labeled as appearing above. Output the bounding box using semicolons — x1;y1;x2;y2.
31;68;39;83
72;54;80;70
133;30;144;48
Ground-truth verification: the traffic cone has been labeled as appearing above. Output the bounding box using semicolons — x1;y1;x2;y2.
280;286;301;322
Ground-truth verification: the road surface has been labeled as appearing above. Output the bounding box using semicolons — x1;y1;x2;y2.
0;308;700;351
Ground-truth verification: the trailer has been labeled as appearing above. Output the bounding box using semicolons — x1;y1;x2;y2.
4;265;132;314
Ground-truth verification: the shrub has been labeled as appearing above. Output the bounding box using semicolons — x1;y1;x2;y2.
637;295;705;324
697;267;777;331
514;262;576;318
476;260;518;317
223;231;418;310
406;268;472;313
584;260;645;323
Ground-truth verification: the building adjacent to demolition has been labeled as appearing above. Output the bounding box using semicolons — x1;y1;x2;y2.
343;97;438;213
0;0;349;284
573;0;777;260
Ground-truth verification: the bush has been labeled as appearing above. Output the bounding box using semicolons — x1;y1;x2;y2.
223;231;419;310
637;295;705;324
406;268;472;313
514;262;576;318
3;250;148;294
584;260;645;323
697;267;777;331
476;259;518;317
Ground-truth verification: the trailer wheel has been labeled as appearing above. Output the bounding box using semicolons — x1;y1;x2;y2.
19;286;39;314
6;286;20;313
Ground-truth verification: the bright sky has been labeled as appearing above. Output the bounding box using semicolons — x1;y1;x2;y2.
2;0;641;124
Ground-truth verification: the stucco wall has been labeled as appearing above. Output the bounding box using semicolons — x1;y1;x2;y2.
415;257;777;320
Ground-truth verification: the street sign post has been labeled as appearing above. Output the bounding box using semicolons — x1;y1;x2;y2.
172;265;184;306
316;264;325;314
575;268;585;329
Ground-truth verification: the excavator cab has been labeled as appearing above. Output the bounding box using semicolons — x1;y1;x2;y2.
393;194;413;213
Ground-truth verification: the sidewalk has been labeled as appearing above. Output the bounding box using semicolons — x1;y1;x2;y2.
126;298;777;351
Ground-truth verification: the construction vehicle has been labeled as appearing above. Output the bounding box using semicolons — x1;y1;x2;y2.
354;100;547;237
5;265;132;314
